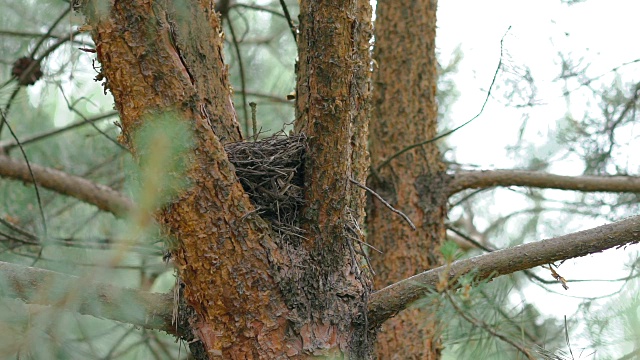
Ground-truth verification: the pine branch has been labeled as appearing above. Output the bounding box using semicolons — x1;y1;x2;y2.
0;261;176;334
443;290;536;360
449;169;640;196
0;155;132;218
367;214;640;327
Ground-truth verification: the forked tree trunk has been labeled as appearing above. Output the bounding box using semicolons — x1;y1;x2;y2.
81;1;290;357
367;1;447;358
81;0;376;358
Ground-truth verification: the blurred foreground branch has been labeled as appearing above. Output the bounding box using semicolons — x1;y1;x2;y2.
0;261;175;334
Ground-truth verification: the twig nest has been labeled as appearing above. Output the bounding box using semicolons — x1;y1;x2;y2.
225;133;306;227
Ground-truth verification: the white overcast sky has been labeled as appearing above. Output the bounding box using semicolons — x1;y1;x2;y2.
437;0;640;171
435;0;640;353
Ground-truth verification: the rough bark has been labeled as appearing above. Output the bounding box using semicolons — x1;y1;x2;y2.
81;1;290;358
79;0;380;357
7;0;639;359
367;0;446;358
294;0;374;357
449;169;640;196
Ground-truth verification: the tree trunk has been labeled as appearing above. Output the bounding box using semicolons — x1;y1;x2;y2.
294;0;375;357
82;0;375;357
82;0;290;358
367;1;448;358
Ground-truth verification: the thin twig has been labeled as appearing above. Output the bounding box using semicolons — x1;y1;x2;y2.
226;14;250;139
347;234;382;254
0;111;47;241
31;8;71;56
250;102;258;141
446;226;492;252
278;0;297;42
230;3;287;19
243;90;291;104
563;316;575;360
349;177;416;230
0;30;66;39
449;188;490;208
376;26;511;171
57;86;127;150
0;88;22;136
0;111;118;152
0;218;38;241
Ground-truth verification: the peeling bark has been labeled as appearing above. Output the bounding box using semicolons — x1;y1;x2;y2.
295;0;375;357
81;1;289;358
367;0;446;358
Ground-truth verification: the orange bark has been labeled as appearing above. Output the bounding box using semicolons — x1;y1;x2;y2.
82;0;377;357
82;1;289;357
367;0;448;358
294;0;374;356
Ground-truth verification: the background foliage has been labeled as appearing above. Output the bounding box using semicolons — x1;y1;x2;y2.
0;0;638;358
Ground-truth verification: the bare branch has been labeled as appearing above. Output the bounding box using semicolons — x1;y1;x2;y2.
368;214;640;327
0;155;132;218
349;177;416;230
226;14;250;138
0;261;175;334
277;0;297;41
242;90;292;104
449;169;640;196
375;26;510;172
0;30;67;39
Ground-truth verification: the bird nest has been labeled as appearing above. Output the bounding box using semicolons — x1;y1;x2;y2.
225;133;306;241
225;133;378;280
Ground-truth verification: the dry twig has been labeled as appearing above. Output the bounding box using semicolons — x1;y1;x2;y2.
349;177;416;230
